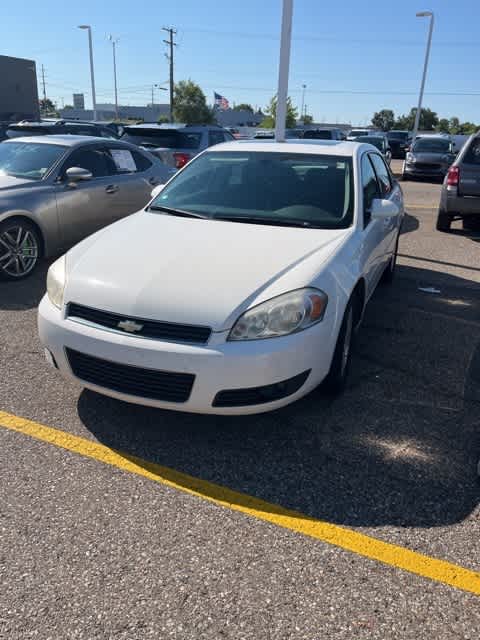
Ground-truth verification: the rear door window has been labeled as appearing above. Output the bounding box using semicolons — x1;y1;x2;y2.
462;138;480;165
122;129;201;150
106;147;153;173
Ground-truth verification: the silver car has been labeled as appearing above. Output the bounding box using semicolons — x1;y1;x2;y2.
0;135;173;280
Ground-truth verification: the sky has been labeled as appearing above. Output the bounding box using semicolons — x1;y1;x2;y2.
2;0;480;125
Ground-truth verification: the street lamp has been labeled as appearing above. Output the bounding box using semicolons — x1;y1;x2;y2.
78;25;97;120
412;11;434;143
301;84;307;123
108;35;120;120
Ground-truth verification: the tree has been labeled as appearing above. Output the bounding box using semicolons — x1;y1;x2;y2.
459;122;479;135
63;104;74;110
39;98;58;117
302;114;314;125
394;107;438;131
157;115;170;124
233;103;254;113
260;96;298;129
173;80;215;124
371;109;395;131
436;118;450;133
448;117;461;134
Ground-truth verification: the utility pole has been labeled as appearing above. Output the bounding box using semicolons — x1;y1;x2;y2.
162;27;177;122
108;35;120;120
41;64;47;101
275;0;294;142
300;84;306;124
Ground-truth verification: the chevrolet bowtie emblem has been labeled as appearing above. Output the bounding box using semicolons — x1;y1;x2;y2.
117;319;144;333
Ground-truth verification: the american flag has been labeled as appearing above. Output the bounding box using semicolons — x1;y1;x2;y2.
214;92;230;110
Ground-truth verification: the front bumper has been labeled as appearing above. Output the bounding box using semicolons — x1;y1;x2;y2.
38;295;336;415
403;162;448;178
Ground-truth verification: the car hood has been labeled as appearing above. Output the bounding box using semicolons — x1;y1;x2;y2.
0;175;37;191
65;211;350;332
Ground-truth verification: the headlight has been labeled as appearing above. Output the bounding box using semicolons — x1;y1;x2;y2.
228;288;328;341
47;255;66;309
406;153;415;163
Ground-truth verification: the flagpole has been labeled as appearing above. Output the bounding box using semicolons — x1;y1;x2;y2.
275;0;294;142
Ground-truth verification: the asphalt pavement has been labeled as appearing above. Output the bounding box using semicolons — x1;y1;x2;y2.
1;173;480;639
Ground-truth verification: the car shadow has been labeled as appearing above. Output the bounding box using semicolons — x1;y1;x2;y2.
400;211;419;235
77;263;480;530
0;259;52;310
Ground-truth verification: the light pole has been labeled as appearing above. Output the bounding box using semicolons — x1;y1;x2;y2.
300;84;306;124
151;85;167;118
275;0;294;142
108;35;119;120
78;25;97;120
412;11;434;143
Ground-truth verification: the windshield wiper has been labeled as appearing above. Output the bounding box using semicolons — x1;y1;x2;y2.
214;214;313;228
148;205;208;219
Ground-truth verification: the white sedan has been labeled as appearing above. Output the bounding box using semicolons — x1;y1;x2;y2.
38;140;404;415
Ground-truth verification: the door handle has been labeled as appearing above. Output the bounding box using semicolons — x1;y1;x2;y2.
105;185;119;194
148;177;158;186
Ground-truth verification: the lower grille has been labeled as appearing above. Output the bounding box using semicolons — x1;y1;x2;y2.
414;163;441;171
213;370;310;407
66;348;194;403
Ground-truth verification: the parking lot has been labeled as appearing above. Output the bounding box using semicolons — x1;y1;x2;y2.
1;164;480;638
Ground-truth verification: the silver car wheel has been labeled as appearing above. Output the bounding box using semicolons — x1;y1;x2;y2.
0;225;39;278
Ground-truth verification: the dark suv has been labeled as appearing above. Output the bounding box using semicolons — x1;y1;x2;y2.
6;120;119;139
386;130;411;159
437;133;480;231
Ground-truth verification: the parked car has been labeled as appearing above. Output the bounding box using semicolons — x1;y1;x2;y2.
437;133;480;231
303;128;344;141
39;139;404;415
253;129;275;139
6;120;119;139
386;130;411;159
121;124;235;169
0;135;173;279
347;128;376;141
402;136;456;181
355;135;392;165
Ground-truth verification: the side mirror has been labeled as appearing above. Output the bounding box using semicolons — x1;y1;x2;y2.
66;166;92;183
370;198;400;220
151;183;165;199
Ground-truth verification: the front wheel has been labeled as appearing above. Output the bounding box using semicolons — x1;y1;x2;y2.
324;300;354;395
381;233;399;285
0;219;41;280
436;209;452;232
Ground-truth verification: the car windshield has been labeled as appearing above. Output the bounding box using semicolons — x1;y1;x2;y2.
387;131;409;140
356;136;384;151
349;130;368;138
121;128;201;150
0;142;66;180
413;138;451;153
150;151;354;229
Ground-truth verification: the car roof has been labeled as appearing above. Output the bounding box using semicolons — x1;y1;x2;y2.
207;139;369;157
4;134;121;147
123;123;222;130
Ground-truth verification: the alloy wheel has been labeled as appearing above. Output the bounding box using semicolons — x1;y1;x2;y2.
0;224;39;278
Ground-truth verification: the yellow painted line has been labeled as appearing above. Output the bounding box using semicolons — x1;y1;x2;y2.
1;410;480;597
406;204;438;210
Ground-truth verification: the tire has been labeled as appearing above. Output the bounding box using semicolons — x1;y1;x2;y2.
436;209;452;232
324;299;355;395
0;218;42;280
462;217;480;231
381;233;399;285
